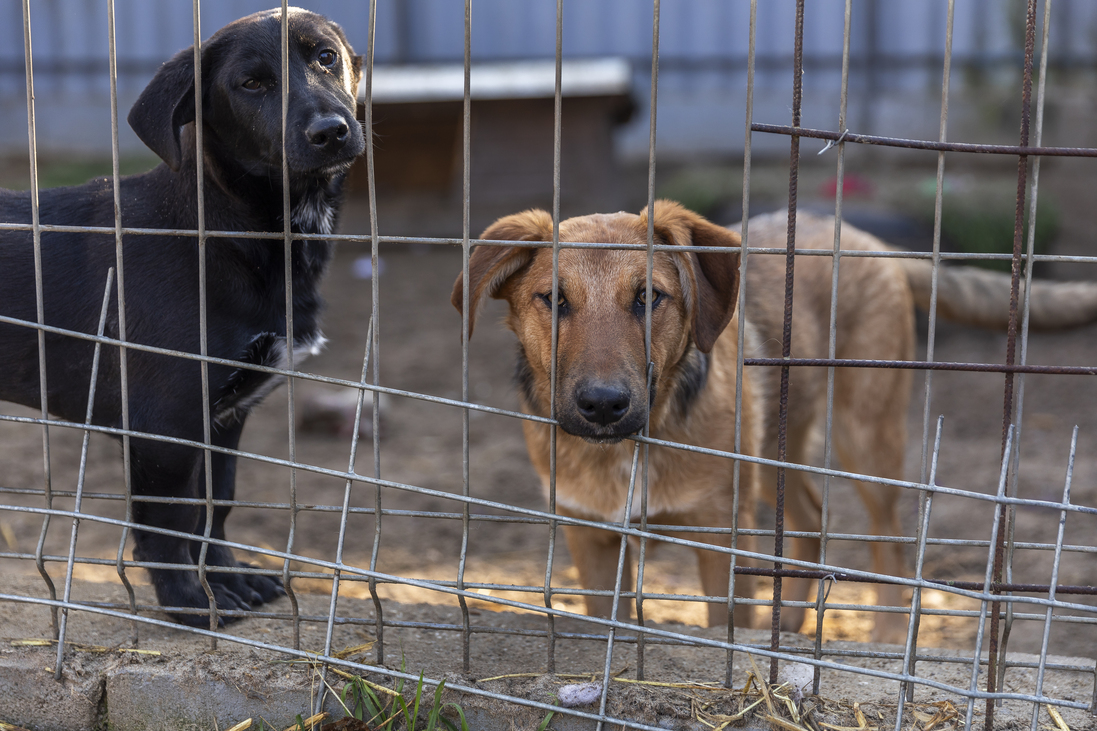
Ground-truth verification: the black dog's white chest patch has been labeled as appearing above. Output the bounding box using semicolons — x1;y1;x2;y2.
291;190;335;236
214;331;326;426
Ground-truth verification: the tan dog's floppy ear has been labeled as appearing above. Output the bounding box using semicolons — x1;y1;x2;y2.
451;209;554;337
643;200;741;353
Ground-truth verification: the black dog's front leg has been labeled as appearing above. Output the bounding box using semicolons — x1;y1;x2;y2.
130;437;223;625
130;430;277;626
191;419;285;610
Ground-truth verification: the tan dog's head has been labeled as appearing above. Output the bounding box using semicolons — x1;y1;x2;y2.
452;200;741;442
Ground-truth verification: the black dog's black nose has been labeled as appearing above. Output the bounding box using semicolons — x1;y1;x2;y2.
306;115;350;152
575;383;631;426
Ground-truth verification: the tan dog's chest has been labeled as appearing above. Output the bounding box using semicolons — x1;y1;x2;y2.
523;424;738;523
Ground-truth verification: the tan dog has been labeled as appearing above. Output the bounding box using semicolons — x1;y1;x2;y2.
452;201;1097;642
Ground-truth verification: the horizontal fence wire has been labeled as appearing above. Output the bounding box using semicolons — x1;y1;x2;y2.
0;0;1096;730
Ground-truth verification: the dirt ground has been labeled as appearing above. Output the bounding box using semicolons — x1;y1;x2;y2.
4;574;1096;731
1;157;1097;713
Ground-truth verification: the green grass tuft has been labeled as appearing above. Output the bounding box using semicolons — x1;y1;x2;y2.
340;672;467;731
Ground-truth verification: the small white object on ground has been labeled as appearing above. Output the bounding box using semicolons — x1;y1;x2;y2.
557;682;603;707
297;388;384;439
777;662;814;703
353;256;385;279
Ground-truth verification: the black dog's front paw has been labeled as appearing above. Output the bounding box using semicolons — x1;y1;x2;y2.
170;582;251;627
208;562;286;609
152;565;281;627
238;562;286;604
207;567;262;609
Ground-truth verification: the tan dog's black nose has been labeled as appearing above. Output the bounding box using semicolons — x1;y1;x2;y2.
575;382;631;426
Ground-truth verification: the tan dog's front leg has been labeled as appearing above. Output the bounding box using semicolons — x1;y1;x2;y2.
674;508;755;630
695;541;743;629
560;518;632;621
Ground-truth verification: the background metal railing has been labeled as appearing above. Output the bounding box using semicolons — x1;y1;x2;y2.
1;1;1096;731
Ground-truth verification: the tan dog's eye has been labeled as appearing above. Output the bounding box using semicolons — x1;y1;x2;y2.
632;288;666;320
634;288;664;309
537;292;568;313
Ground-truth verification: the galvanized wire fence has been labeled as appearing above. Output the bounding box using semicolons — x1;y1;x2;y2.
1;1;1096;730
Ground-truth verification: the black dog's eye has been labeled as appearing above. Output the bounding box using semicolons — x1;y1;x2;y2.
318;49;338;67
633;288;664;313
242;78;264;91
537;291;568;314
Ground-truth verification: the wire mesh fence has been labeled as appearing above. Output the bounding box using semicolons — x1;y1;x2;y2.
1;1;1096;730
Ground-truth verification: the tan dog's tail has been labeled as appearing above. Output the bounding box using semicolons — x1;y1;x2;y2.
896;258;1097;330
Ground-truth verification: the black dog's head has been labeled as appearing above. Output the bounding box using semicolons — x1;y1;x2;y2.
128;7;365;178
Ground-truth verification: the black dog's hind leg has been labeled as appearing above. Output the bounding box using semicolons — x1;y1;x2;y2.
192;419;285;609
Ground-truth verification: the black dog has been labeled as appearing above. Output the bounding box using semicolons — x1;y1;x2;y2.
0;8;364;625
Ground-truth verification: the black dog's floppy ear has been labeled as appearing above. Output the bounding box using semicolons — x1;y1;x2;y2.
643;200;742;353
128;47;198;172
451;209;554;337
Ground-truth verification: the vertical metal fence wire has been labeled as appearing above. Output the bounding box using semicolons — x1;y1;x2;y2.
966;428;1015;730
54;268;115;679
189;0;220;645
771;0;806;685
729;0;758;691
1030;426;1077;731
991;2;1039;724
21;0;58;642
317;315;375;716
597;439;643;731
457;0;473;675
896;415;945;731
986;3;1040;724
363;0;384;667
5;1;1097;729
279;0;304;652
635;0;661;685
317;1;381;691
998;0;1054;707
811;0;854;696
907;0;956;703
543;0;564;677
106;0;139;647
